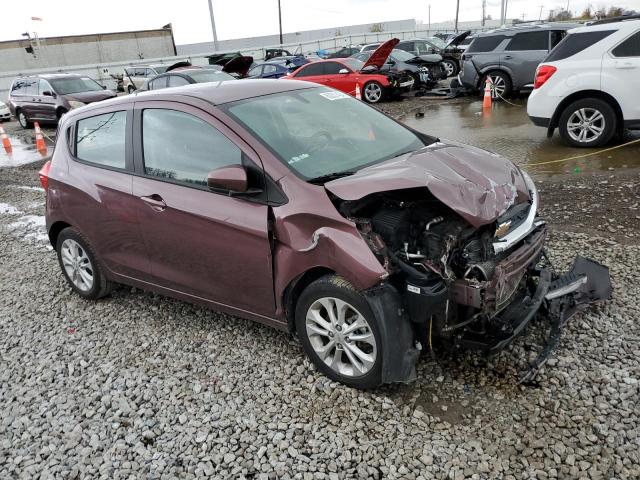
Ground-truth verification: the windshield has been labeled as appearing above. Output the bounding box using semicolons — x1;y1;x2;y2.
50;77;103;95
428;37;447;49
186;70;235;83
341;58;364;71
224;87;425;180
391;49;416;61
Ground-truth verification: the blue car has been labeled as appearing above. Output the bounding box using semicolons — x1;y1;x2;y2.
246;62;291;79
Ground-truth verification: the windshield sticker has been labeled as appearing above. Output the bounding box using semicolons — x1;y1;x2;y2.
319;91;349;101
288;153;310;165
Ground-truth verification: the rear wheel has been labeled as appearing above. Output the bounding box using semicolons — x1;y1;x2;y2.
17;110;32;129
362;81;384;104
442;59;459;77
295;275;383;389
56;228;113;300
482;71;512;99
558;98;616;148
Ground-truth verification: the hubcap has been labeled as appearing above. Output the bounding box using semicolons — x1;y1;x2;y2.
488;75;506;99
19;112;27;127
364;83;382;102
60;239;94;292
444;61;455;76
305;297;377;378
567;108;605;143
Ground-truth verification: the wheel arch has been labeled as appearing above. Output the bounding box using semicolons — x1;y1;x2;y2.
550;90;624;133
48;220;72;248
477;66;511;88
283;266;335;334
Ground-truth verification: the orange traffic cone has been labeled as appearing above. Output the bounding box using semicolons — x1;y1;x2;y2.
355;83;362;101
34;122;47;153
482;77;492;110
0;125;12;153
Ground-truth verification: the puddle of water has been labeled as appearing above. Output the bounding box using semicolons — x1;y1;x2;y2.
402;99;640;176
0;203;23;215
0;135;50;167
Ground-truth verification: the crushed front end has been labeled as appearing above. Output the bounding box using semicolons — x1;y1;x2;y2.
334;168;612;382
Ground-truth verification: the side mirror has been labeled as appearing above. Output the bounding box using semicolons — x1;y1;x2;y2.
42;90;55;97
386;60;395;65
338;68;349;74
207;165;248;193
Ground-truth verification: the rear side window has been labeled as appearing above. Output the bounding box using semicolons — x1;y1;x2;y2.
295;63;325;77
466;35;507;53
148;77;167;90
167;76;190;87
323;62;344;74
142;109;242;186
506;31;549;51
612;31;640;57
75;111;127;169
11;80;27;95
545;30;615;62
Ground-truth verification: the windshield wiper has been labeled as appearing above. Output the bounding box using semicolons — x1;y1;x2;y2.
307;170;357;184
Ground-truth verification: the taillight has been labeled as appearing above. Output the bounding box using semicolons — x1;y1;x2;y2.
39;160;52;191
534;65;557;89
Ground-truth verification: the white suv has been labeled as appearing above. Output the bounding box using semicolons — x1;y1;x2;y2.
527;16;640;147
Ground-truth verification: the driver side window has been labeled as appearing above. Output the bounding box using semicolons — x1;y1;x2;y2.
142;109;242;186
323;62;346;75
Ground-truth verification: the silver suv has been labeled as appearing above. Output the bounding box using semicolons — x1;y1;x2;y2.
458;24;578;98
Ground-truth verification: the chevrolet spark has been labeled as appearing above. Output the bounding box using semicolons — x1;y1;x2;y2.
41;80;611;388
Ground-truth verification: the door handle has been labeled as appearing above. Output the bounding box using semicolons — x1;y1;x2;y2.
615;61;636;69
140;194;167;212
503;55;512;59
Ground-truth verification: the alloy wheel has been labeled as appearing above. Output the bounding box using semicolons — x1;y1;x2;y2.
566;108;605;144
305;297;377;378
364;83;382;103
60;239;94;292
18;112;28;128
443;61;455;77
488;74;506;99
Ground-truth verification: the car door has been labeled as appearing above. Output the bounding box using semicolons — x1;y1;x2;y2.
131;101;275;316
38;79;58;121
602;29;640;122
64;105;151;279
323;61;356;93
21;78;41;119
501;31;550;88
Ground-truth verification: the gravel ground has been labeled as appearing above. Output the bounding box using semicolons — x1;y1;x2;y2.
1;125;639;479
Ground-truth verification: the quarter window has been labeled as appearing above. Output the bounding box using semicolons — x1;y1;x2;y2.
506;31;549;51
142;109;242;186
545;30;615;62
75;111;127;169
612;31;640;57
11;80;26;95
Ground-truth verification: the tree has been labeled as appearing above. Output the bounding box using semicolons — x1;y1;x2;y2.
369;23;384;33
607;6;624;17
580;5;593;19
548;9;572;21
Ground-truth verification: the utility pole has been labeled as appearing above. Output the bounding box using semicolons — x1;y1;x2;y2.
539;5;544;20
482;0;486;26
500;0;506;26
454;0;460;32
428;4;431;33
277;0;283;45
207;0;219;51
504;0;509;23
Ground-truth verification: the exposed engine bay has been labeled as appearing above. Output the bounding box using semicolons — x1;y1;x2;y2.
334;186;612;382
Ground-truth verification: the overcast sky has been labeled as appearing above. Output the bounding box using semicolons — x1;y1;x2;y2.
2;0;639;45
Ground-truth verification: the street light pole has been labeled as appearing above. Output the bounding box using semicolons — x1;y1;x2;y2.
278;0;283;45
207;0;219;51
454;0;460;32
428;4;431;33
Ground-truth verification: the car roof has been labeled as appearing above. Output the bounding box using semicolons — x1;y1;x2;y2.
15;73;85;80
477;22;581;37
64;79;318;118
572;17;640;32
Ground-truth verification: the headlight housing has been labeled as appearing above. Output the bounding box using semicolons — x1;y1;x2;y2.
68;101;85;110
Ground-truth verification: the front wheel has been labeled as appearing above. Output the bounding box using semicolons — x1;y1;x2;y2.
442;59;459;77
558;98;616;148
295;275;383;389
362;81;384;104
17;110;32;129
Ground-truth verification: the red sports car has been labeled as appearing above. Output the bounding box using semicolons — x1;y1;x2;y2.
283;38;414;103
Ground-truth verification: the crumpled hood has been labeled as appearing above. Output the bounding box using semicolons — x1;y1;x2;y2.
324;141;530;228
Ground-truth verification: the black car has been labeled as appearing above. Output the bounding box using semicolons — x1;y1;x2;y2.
327;46;362;58
144;68;236;90
352;49;447;89
396;32;471;77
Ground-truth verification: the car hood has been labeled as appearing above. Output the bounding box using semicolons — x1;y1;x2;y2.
66;90;116;103
446;30;471;48
223;55;254;77
362;38;399;70
324;141;530;228
416;54;443;63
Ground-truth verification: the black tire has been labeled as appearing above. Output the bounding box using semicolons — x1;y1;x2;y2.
442;59;459;77
362;81;384;104
16;109;32;129
558;98;617;148
481;71;512;99
56;227;114;300
295;275;383;389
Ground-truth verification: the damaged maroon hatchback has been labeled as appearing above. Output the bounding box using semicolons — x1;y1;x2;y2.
42;80;611;388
